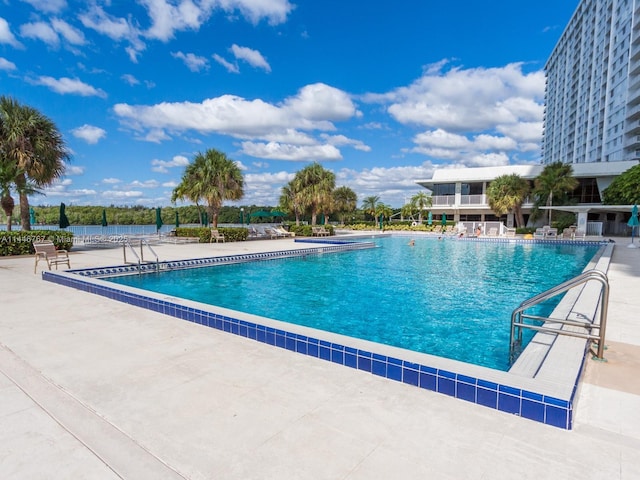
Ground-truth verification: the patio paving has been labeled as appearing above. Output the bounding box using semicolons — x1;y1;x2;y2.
1;236;639;479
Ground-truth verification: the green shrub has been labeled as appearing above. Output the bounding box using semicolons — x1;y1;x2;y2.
0;230;74;256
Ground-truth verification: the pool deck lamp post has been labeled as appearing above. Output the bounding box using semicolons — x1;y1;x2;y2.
240;207;244;225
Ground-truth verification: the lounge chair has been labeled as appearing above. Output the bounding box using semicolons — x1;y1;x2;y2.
504;227;516;238
488;227;498;236
274;226;294;237
312;226;330;237
34;241;70;273
210;229;225;243
264;227;284;239
545;228;558;239
533;228;546;239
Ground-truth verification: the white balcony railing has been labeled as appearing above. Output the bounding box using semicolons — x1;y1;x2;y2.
431;195;456;206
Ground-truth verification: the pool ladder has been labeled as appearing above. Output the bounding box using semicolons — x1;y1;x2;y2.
509;269;609;365
123;238;160;273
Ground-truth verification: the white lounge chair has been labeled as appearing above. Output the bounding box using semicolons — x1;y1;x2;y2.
34;241;70;273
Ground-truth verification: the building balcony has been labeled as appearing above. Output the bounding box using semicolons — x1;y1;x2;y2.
430;195;456;207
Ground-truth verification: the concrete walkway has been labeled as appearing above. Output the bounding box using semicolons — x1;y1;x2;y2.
1;238;639;479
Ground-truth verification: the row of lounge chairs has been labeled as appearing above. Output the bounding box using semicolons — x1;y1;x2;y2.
248;226;294;239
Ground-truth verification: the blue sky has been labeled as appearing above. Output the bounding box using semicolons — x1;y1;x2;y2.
1;0;578;208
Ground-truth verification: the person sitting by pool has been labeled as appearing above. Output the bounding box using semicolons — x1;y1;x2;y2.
476;226;482;236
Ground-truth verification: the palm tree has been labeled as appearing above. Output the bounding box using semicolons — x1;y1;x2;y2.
332;186;357;225
401;202;415;222
534;162;579;225
361;195;379;222
291;162;335;225
0;96;69;230
279;181;303;226
173;148;244;228
410;191;433;223
486;174;530;228
375;202;393;229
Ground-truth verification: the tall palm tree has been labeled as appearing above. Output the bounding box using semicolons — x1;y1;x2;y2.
279;181;303;226
534;162;579;225
332;186;357;225
486;174;530;228
173;148;244;228
291;162;335;225
410;191;433;223
0;96;69;230
361;195;379;222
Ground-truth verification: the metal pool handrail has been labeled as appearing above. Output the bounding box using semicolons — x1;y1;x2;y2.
509;269;609;364
122;238;160;273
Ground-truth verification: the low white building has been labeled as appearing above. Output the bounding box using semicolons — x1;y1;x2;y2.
415;160;639;236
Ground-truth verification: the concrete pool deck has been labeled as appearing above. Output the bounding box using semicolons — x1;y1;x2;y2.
1;236;639;479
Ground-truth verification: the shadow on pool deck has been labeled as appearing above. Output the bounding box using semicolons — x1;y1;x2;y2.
1;236;640;479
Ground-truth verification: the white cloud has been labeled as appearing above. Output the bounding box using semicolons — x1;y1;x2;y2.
230;44;271;72
129;180;160;188
0;17;24;48
172;51;209;72
321;134;371;152
143;0;204;41
465;152;510;167
362;61;546;164
240;141;342;161
71;124;107;144
284;83;357;121
151;155;190;173
20;22;59;46
103;190;144;198
113;83;357;143
368;62;545;133
77;0;293;62
20;0;67;14
79;5;145;60
33;76;107;97
63;164;85;175
103;178;121;184
0;57;16;70
51;18;86;45
121;74;140;85
213;53;239;73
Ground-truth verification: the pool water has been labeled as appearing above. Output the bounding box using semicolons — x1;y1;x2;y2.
107;237;599;370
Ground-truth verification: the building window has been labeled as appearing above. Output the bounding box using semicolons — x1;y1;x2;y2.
432;183;456;196
461;183;483;195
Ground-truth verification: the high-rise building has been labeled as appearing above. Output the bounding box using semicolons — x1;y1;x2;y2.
543;0;640;165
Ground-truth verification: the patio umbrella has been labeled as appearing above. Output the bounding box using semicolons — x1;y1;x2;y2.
379;213;384;230
441;212;447;227
628;204;639;248
175;211;180;228
427;211;433;226
101;209;108;227
29;207;36;225
59;202;70;229
201;211;209;226
250;210;271;218
155;207;163;231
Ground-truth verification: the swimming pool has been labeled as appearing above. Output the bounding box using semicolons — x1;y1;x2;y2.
105;237;599;371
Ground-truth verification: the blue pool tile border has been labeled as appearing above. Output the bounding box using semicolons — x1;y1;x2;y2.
43;243;578;430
